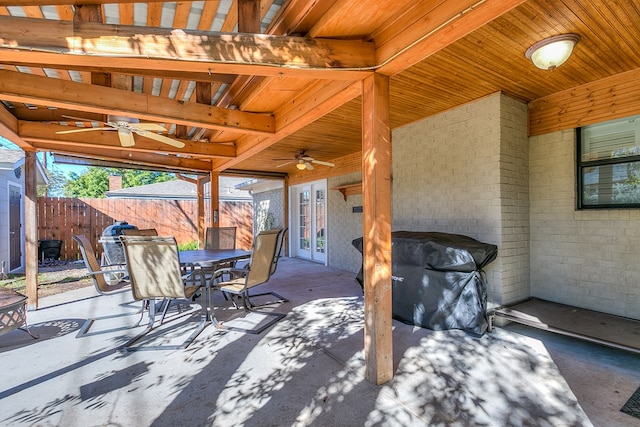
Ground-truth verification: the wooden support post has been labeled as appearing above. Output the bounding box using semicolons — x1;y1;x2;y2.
24;151;39;310
210;171;220;228
361;73;393;384
197;176;206;249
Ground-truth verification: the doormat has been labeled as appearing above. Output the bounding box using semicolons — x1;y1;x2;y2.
621;386;640;419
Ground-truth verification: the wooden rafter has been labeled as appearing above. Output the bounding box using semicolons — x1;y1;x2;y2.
0;70;274;134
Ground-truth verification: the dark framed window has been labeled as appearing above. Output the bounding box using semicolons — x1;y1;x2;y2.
577;115;640;209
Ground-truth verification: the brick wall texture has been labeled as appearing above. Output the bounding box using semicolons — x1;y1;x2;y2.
530;130;640;319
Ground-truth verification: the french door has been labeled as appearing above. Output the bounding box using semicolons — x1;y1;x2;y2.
291;180;327;264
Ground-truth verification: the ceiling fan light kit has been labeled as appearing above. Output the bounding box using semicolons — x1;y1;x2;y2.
275;150;334;171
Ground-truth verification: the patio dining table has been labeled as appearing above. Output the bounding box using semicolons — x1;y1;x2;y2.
179;248;251;323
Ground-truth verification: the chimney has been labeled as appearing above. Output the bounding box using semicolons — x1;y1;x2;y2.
108;175;122;191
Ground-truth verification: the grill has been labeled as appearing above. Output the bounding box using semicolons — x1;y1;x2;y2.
101;221;137;265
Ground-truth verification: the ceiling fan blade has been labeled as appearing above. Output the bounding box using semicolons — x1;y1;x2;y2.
275;161;294;168
134;123;168;132
310;159;335;167
305;162;314;170
137;131;186;148
55;127;110;134
118;129;136;147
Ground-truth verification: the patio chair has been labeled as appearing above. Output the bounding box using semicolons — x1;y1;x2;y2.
74;234;136;337
211;229;287;334
205;226;237;250
120;235;208;351
121;228;158;237
73;234;129;295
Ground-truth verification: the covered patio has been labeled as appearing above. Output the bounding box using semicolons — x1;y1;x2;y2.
1;258;639;426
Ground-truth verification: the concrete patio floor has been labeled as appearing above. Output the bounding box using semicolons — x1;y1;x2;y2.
1;258;639;426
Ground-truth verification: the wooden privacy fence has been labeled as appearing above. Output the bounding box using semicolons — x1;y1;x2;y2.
37;197;254;261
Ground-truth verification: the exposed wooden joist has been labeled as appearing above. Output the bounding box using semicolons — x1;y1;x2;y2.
361;73;393;385
213;80;362;171
529;67;640;136
0;17;375;79
0;70;274;134
0;105;33;149
18;122;236;158
375;0;527;76
29;140;213;172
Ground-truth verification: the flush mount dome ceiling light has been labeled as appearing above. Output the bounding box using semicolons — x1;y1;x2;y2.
525;34;580;70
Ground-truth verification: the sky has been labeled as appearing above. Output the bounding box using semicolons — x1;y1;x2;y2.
1;135;87;177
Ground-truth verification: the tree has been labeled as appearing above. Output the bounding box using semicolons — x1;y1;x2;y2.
38;168;68;197
63;167;176;198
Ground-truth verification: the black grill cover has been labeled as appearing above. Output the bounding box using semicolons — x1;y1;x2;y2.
352;231;498;335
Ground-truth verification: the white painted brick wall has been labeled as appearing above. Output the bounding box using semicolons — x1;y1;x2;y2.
530;130;640;319
391;93;530;307
327;172;363;273
252;188;284;234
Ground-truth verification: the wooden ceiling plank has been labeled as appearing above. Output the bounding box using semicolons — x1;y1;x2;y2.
213;80;361;171
529;67;640;136
267;0;339;35
376;0;527;76
0;69;275;134
21;6;44;18
20;121;237;158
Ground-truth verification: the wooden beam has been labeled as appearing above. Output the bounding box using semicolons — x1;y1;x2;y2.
24;150;39;310
529;67;640;136
0;17;375;79
28;141;213;172
238;0;261;33
0;70;274;135
375;0;526;76
362;73;393;385
0;105;33;150
213;80;362;171
19;122;236;158
197;176;206;248
0;1;160;4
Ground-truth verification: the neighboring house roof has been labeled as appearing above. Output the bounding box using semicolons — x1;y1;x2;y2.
106;177;252;201
0;148;48;185
236;178;283;193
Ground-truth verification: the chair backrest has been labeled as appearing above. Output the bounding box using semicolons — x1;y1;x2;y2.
245;229;281;289
120;236;186;301
73;234;111;294
121;228;158;237
271;228;288;275
205;226;237;250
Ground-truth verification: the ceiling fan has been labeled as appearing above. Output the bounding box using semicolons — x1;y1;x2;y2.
55;115;185;149
274;150;335;170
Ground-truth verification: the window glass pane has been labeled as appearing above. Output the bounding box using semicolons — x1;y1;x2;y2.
581;161;640;206
581;115;640;161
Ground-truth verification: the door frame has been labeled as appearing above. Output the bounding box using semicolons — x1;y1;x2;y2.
288;179;328;265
